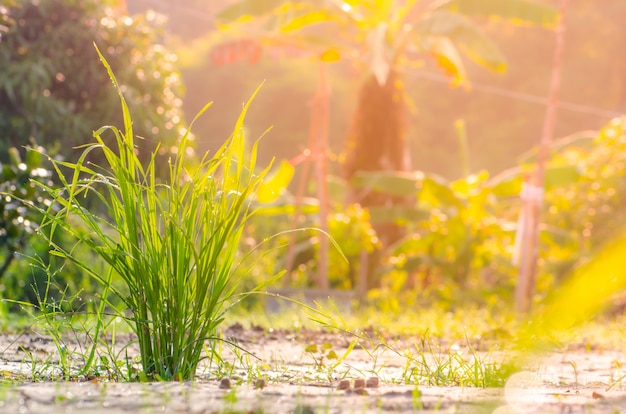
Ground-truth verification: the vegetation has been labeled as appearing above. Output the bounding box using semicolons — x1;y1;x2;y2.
0;0;188;167
0;0;192;305
0;1;625;399
27;48;273;381
0;146;53;281
211;0;559;288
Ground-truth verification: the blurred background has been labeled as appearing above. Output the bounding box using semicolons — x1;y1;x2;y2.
2;0;626;316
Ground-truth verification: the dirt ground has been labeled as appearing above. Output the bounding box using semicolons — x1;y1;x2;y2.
1;325;626;413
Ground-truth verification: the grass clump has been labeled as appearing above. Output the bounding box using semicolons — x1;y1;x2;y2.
31;46;271;380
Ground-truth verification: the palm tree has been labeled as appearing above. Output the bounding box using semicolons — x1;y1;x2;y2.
215;0;558;288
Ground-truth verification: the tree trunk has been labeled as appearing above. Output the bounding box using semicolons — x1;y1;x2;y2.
344;69;411;289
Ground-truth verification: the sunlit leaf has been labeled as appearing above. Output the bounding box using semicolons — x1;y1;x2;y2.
368;205;430;224
450;170;489;196
216;0;288;22
487;167;523;198
414;11;506;75
424;37;468;86
523;233;626;346
543;165;581;188
320;47;342;62
279;10;338;32
443;0;559;29
518;131;596;164
420;175;461;208
488;164;581;198
255;202;319;216
257;159;295;203
351;170;423;198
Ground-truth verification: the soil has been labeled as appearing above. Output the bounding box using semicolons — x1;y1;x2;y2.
0;325;625;413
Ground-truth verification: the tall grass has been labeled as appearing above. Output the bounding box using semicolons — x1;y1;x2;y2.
32;46;271;380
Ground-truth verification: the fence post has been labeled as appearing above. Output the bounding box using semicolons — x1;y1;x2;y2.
515;0;569;313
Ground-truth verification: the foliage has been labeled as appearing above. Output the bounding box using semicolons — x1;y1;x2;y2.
0;145;54;281
351;169;517;301
214;0;558;166
212;0;559;290
541;117;626;282
214;0;558;176
286;203;380;289
346;116;626;306
31;48;272;381
0;0;188;167
135;0;626;185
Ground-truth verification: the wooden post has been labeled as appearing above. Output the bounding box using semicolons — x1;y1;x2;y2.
283;65;331;291
315;64;330;290
515;0;569;313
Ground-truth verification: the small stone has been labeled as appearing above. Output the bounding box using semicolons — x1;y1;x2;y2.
365;376;379;388
337;379;351;390
353;378;365;389
255;378;267;389
219;378;231;389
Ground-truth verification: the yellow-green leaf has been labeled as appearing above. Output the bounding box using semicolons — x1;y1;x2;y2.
257;159;295;203
217;0;287;23
279;10;337;33
414;11;506;75
320;47;341;62
443;0;559;29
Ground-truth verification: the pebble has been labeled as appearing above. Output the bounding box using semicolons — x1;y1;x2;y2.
255;378;267;389
337;379;351;390
353;378;365;389
219;378;231;389
366;376;379;388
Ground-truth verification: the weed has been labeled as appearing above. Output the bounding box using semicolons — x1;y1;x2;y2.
400;338;513;387
411;386;423;410
303;342;338;371
568;360;579;389
28;45;273;380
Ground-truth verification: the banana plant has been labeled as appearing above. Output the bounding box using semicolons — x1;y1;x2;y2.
215;0;558;289
215;0;558;178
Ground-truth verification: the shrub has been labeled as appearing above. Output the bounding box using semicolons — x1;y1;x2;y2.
0;0;188;168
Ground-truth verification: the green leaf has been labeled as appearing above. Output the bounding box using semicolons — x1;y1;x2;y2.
216;0;288;22
420;175;461;208
8;147;21;166
443;0;559;29
351;170;423;198
319;47;342;62
544;165;581;188
487;167;523;198
25;147;43;169
254;202;319;216
257;159;295;203
414;11;507;74
487;164;581;198
279;10;338;33
367;206;430;224
304;344;318;353
424;36;468;86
